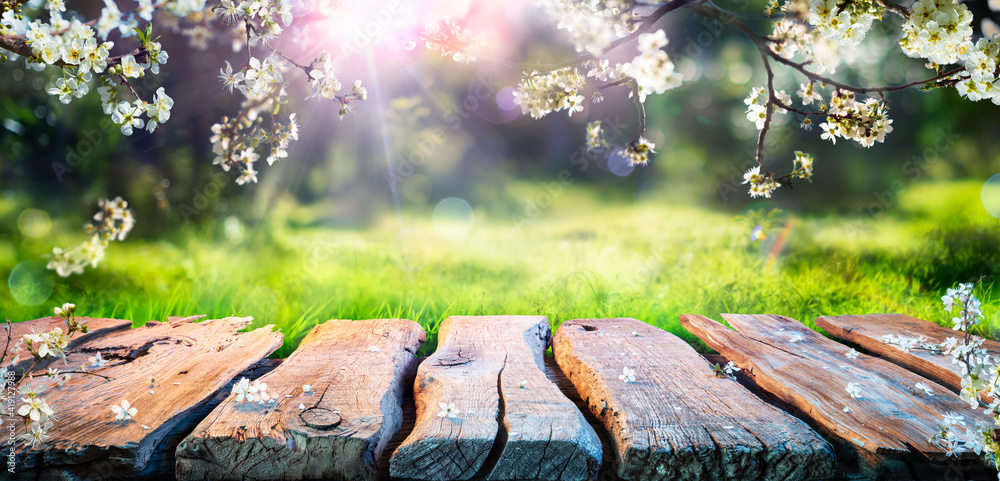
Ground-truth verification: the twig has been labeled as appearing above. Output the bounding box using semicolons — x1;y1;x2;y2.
523;0;696;73
0;319;12;368
629;80;646;145
875;0;911;18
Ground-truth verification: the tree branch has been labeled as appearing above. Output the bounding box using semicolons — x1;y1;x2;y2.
687;1;966;95
629;81;646;145
875;0;910;18
756;53;776;172
523;0;696;73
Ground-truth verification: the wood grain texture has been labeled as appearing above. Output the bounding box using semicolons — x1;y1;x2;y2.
680;314;986;461
816;313;1000;394
389;315;602;481
5;315;282;474
554;318;835;481
3;315;136;364
175;319;426;481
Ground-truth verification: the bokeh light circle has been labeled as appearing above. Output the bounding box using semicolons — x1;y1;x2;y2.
981;174;1000;218
18;209;51;238
433;197;475;239
607;149;635;177
224;216;245;242
8;261;53;306
389;229;432;271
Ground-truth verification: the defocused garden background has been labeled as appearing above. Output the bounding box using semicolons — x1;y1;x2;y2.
1;0;999;356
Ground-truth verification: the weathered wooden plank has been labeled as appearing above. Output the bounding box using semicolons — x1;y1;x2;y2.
175;319;426;481
8;359;284;481
816;313;1000;394
553;317;835;481
4;315;134;361
389;315;602;481
680;314;986;462
5;315;282;475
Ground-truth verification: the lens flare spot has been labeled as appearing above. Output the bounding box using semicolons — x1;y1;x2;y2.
433;197;474;239
224;216;245;242
982;174;1000;218
18;209;51;238
8;261;53;306
607;149;635;177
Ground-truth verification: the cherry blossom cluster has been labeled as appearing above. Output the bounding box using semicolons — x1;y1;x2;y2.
216;0;292;43
742;166;781;199
818;91;893;147
47;197;135;277
626;29;683;101
513;67;588;119
744;85;791;130
586;121;609;151
905;283;1000;465
15;382;55;446
232;376;274;404
206;0;370;185
423;17;486;63
808;0;881;47
881;332;954;354
624;136;656;167
899;0;973;66
1;304;111;448
791;151;814;181
305;52;340;100
956;36;1000;104
943;283;985;331
2;1;177;136
542;0;639;56
210;105;299;185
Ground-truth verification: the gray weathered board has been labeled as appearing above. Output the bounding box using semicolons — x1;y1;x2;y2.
3;315;282;476
175;319;426;481
389;315;602;481
553;317;836;481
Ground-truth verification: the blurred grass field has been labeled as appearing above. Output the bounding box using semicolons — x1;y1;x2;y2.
1;181;998;357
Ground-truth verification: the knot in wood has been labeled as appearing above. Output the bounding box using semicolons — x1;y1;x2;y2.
436;356;471;366
299;407;342;431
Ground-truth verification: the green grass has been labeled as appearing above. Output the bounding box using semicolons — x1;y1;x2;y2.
2;181;999;357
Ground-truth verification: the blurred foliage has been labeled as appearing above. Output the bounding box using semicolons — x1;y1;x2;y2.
1;1;999;238
906;226;1000;291
1;1;999;355
0;181;998;355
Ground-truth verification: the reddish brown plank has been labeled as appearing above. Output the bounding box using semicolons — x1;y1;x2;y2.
389;315;602;481
816;313;1000;394
175;319;425;481
4;316;134;362
5;316;282;475
554;317;835;481
680;314;986;462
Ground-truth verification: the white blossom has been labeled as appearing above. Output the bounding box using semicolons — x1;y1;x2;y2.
437;402;460;418
111;399;137;421
845;382;862;399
